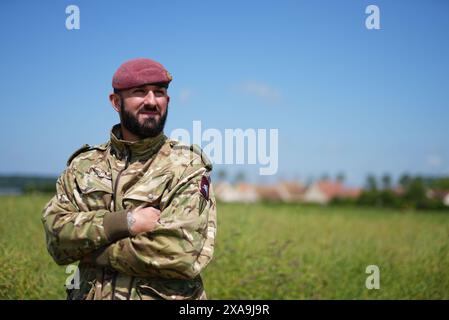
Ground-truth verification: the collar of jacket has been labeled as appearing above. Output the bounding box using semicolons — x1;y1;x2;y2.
109;124;168;161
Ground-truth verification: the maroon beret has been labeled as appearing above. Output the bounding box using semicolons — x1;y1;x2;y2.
112;58;172;90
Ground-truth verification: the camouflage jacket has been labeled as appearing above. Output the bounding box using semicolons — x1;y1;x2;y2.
42;124;217;300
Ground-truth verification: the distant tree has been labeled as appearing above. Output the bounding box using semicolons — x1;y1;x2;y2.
379;189;398;207
404;177;427;208
235;171;246;183
320;173;330;181
23;182;55;194
399;173;411;188
0;175;56;190
354;173;449;211
305;176;314;187
357;190;378;207
366;174;378;192
381;174;392;190
217;169;227;182
336;172;346;184
429;177;449;190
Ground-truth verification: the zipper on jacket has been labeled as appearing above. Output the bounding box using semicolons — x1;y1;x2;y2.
111;146;131;300
113;146;132;211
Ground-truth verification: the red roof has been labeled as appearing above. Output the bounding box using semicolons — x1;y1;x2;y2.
316;181;361;199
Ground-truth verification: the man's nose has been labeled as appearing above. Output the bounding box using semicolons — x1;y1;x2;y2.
143;90;157;106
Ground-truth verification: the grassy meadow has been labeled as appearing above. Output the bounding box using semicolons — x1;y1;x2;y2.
1;195;448;299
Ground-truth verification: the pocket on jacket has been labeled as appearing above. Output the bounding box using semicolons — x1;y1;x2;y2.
76;167;113;211
123;172;173;208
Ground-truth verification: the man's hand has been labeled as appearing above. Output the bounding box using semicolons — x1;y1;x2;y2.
127;205;161;236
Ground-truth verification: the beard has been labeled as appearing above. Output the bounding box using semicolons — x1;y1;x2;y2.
120;102;168;139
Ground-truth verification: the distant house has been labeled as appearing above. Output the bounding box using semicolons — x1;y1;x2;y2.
214;182;238;202
303;181;361;204
215;180;361;204
215;181;306;203
392;186;406;196
254;181;305;203
234;183;260;203
277;181;306;202
427;189;449;207
214;182;259;203
255;185;284;202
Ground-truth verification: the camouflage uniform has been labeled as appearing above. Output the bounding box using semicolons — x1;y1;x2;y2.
42;124;217;300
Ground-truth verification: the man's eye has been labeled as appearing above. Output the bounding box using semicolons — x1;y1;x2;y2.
134;89;145;93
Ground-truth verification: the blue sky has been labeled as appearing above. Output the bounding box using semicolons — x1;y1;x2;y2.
0;0;448;186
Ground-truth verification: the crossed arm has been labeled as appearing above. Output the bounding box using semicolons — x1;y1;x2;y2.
42;165;216;279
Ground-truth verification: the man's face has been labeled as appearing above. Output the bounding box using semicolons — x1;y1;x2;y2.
113;84;170;139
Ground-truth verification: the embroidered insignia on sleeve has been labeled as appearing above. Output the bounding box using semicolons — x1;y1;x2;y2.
200;175;210;200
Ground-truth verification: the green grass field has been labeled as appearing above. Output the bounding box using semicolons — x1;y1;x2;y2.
1;195;448;299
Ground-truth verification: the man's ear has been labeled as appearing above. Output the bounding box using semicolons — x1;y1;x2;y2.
109;93;121;113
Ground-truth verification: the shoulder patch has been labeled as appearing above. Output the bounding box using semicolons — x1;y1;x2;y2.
66;143;108;166
199;175;211;200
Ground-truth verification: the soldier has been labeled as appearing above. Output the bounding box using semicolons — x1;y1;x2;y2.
42;58;217;300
